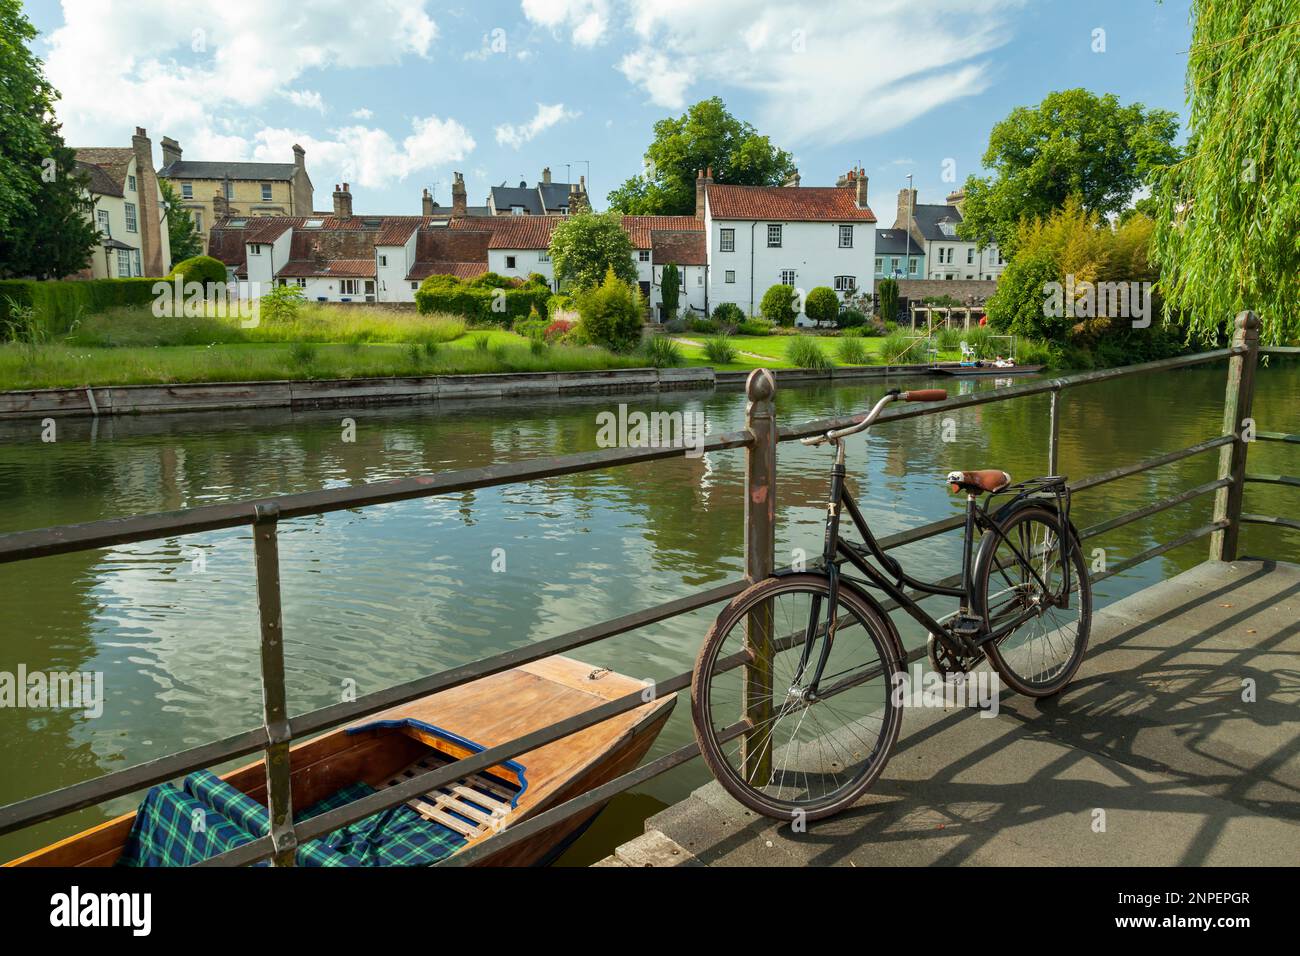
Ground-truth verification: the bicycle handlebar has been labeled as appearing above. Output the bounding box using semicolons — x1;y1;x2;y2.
799;388;948;446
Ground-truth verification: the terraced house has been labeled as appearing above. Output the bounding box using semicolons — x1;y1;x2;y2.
893;188;1007;281
74;127;171;278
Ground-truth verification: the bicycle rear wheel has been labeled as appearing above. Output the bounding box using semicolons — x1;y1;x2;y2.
691;574;903;821
971;504;1091;698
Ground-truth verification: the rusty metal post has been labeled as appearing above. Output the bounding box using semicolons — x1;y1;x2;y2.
253;502;297;866
742;369;776;785
1048;387;1061;476
1211;311;1261;562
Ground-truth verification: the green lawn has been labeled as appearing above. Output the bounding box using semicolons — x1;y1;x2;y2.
669;333;960;369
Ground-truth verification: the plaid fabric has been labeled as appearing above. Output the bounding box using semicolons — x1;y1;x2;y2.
118;771;466;867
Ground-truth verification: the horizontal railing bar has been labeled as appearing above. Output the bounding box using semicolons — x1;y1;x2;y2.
289;580;744;739
1069;436;1233;493
0;428;754;564
1245;474;1300;488
778;349;1238;443
1077;479;1230;541
0;726;269;838
1256;431;1300;445
1241;513;1300;533
1263;347;1300;354
1091;520;1227;583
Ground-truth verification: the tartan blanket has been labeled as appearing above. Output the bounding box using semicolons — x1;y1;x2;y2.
117;770;466;867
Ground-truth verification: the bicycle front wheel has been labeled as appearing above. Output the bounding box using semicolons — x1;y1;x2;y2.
691;574;904;821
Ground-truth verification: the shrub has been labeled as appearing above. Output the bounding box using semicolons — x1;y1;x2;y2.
288;341;318;367
703;335;737;364
260;283;306;323
472;333;491;352
544;319;574;342
838;308;868;329
737;319;773;336
415;272;549;324
877;277;900;323
836;335;870;366
760;284;799;327
546;293;576;318
880;330;920;363
660;264;681;317
575;268;644;352
0;277;161;337
805;286;839;325
663;318;686;333
711;302;745;326
689;317;717;335
640;335;684;368
786;335;832;370
512;313;548;339
168;255;229;289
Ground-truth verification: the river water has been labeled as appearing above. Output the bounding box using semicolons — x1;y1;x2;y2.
1;361;1296;863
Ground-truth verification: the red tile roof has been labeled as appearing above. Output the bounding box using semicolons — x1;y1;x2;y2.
276;258;376;278
651;230;707;265
706;185;877;222
244;218;295;243
407;261;486;281
621;215;701;248
377;220;422;245
449;215;564;249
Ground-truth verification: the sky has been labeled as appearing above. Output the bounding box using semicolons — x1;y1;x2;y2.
22;0;1194;219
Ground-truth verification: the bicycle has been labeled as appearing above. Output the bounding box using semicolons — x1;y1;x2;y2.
691;387;1092;820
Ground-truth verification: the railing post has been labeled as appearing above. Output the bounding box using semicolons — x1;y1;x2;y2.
1211;311;1261;562
1048;387;1061;476
742;369;777;786
253;502;297;866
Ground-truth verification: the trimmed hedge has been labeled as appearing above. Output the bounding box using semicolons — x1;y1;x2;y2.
0;278;161;337
167;255;230;288
414;273;550;324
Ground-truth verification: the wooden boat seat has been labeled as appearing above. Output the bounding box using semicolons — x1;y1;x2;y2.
380;753;520;841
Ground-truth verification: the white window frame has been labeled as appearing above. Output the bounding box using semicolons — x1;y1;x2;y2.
181;183;193;199
340;279;359;295
909;258;920;276
379;254;388;267
967;247;975;265
874;257;882;273
96;209;110;236
261;183;273;201
780;269;796;285
767;224;783;248
116;248;131;276
724;270;735;284
638;250;650;262
505;255;517;269
132;249;142;276
834;275;856;292
720;228;735;252
124;202;138;233
193;210;203;232
127;174;137;192
838;224;853;248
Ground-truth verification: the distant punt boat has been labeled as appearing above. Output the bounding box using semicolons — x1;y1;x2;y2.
7;656;674;868
934;364;1046;377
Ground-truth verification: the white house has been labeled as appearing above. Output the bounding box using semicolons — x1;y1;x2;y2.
894;189;1007;281
702;168;878;325
74;129;172;278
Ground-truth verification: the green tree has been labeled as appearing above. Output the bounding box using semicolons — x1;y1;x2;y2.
0;0;99;279
548;210;638;290
607;97;797;216
660;263;680;318
877;277;900;323
958;89;1181;255
760;284;798;327
160;180;202;262
1152;2;1300;345
805;286;839;325
576;267;644;352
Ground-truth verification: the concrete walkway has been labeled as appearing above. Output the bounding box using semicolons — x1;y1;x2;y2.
597;559;1300;866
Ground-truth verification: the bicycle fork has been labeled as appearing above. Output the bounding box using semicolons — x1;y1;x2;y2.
791;448;849;700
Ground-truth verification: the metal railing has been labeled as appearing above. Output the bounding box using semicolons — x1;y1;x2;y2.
0;311;1292;866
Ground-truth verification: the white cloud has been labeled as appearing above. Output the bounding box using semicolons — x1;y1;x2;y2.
285;89;326;113
557;0;1024;146
351;108;375;120
494;103;581;149
521;0;610;47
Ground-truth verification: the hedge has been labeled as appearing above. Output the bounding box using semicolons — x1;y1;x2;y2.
0;278;162;337
414;274;550;324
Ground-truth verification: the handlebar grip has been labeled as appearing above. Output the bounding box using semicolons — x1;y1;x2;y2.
901;389;948;403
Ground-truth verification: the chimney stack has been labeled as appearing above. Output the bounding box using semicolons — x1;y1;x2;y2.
896;187;919;233
855;168;869;209
542;166;551;185
160;136;182;169
213;189;230;219
946;188;966;214
695;166;713;220
333;182;352;219
422;188;435;216
568;176;589;214
451;172;467;218
130;127;165;274
783;169;801;187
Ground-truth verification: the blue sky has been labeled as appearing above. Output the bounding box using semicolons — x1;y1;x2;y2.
24;0;1193;218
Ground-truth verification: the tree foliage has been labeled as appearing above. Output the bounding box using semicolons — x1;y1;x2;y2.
160;180;202;262
660;263;680;317
0;0;99;279
876;277;899;323
576;267;644;352
760;284;798;327
804;286;839;325
959;89;1181;255
606;98;796;216
1152;2;1300;345
549;211;638;290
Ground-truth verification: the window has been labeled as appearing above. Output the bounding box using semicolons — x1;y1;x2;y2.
538;251;550;262
697;272;703;285
96;209;110;236
725;270;736;284
224;181;233;199
292;278;306;288
834;276;856;292
249;244;263;254
720;228;735;252
909;258;920;275
638;250;650;262
767;224;782;248
510;205;525;215
891;258;900;275
379;254;388;267
132;250;142;276
939;221;956;237
506;255;517;269
124;202;138;233
838;224;853;248
304;218;324;228
967;247;975;265
116;249;131;276
127;174;137;192
874;257;882;273
181;183;193;199
411;282;419;290
780;269;796;285
193;210;203;232
261;184;273;201
340;279;359;295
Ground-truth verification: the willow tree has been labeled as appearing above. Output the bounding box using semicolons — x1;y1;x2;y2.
1151;2;1300;345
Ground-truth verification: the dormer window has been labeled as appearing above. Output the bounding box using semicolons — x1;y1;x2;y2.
939;221;957;237
304;219;324;228
510;205;526;215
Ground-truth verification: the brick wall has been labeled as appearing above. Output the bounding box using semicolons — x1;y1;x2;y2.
897;278;997;304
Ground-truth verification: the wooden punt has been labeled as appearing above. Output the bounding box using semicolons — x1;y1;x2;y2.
934;363;1045;377
6;656;674;868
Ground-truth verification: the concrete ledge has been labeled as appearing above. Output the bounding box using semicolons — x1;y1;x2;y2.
0;366;716;419
714;364;939;387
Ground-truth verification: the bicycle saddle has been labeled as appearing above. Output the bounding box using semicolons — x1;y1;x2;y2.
947;469;1012;494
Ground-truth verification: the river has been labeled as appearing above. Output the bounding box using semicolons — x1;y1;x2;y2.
1;360;1296;864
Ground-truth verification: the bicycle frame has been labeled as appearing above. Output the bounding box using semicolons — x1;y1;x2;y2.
794;442;1065;697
